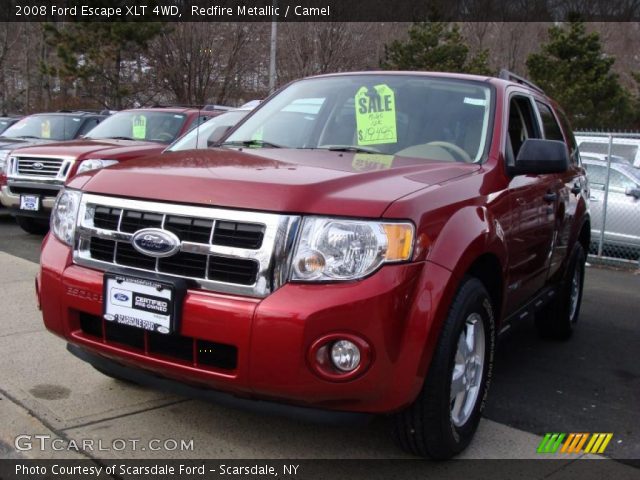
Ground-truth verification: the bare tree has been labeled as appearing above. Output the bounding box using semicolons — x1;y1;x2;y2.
150;23;258;106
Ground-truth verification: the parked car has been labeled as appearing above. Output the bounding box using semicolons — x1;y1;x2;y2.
38;71;589;459
0;111;108;190
0;116;22;135
165;105;256;152
575;134;640;168
580;153;630;166
0;107;222;233
583;158;640;251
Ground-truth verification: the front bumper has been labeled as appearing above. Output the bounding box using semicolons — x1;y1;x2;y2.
38;233;455;414
1;182;61;218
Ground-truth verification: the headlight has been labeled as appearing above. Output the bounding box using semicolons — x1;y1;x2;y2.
51;189;82;246
0;150;10;173
290;217;414;282
77;159;119;175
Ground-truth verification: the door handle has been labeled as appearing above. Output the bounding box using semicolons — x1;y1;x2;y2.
571;184;581;195
543;192;557;203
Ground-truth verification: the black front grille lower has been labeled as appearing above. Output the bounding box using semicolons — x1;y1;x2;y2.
88;238;258;285
9;186;62;196
209;256;259;285
78;313;238;370
115;242;156;270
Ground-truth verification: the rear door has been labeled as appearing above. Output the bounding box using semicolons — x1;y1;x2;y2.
535;101;583;280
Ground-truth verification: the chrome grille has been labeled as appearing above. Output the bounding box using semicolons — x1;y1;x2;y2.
15;156;67;178
74;194;300;298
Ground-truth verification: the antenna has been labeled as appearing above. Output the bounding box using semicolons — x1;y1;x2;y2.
196;106;201;150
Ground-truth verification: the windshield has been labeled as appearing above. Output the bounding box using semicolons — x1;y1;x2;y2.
0;119;17;134
85;111;187;143
1;115;85;140
225;75;493;163
167;110;249;151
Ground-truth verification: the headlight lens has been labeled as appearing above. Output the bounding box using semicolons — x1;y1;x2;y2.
77;159;119;174
0;150;10;173
51;189;82;246
291;217;414;281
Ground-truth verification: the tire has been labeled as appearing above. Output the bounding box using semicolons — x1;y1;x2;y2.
535;243;586;340
15;216;49;235
391;276;496;459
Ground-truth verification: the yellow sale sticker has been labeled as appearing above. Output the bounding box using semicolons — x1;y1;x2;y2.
41;120;51;139
355;84;397;145
132;115;147;139
352;153;394;171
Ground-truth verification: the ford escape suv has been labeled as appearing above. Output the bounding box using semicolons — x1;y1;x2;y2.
37;71;589;458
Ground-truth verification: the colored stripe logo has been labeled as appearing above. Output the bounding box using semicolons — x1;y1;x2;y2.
537;433;613;454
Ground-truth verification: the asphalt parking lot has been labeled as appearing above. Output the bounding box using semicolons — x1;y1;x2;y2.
0;212;638;471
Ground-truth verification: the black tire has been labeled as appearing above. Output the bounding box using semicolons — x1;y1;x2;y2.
15;216;49;235
391;276;496;459
535;243;586;340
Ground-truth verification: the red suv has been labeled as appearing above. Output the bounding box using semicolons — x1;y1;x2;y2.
1;107;220;233
37;72;589;458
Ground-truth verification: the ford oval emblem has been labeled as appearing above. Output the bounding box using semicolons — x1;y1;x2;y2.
131;228;181;258
32;162;44;170
114;293;129;302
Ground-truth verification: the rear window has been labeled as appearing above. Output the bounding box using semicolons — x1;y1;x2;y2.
578;141;638;164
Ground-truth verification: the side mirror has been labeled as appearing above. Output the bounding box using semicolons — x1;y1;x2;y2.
207;125;233;146
625;186;640;199
509;139;569;176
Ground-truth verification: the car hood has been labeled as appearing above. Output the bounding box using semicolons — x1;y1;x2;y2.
0;137;61;150
71;148;480;217
5;138;163;159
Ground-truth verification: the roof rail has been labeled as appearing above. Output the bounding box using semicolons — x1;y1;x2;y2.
498;69;545;95
148;104;206;109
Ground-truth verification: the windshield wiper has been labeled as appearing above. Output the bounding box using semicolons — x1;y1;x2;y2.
218;139;283;149
15;135;41;140
105;136;136;141
324;145;380;154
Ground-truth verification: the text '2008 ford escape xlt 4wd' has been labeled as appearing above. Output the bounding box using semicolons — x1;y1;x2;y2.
38;71;589;459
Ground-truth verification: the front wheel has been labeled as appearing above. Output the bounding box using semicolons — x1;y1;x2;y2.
15;216;49;235
391;276;495;459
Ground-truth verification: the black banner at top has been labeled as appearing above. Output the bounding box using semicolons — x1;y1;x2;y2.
4;0;640;22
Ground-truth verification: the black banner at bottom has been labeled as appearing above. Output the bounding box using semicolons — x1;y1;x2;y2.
0;459;639;480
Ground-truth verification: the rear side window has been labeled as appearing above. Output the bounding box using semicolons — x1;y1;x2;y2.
535;102;564;141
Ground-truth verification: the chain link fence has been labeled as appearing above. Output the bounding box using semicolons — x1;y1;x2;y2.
575;131;640;268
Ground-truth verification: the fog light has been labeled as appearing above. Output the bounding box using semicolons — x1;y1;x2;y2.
330;340;361;372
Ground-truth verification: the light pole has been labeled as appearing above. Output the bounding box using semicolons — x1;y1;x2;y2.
268;1;277;94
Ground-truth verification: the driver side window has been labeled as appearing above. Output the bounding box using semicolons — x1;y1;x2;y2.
507;96;541;163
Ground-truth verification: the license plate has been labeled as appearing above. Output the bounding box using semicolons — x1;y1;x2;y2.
103;273;178;335
19;195;40;211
